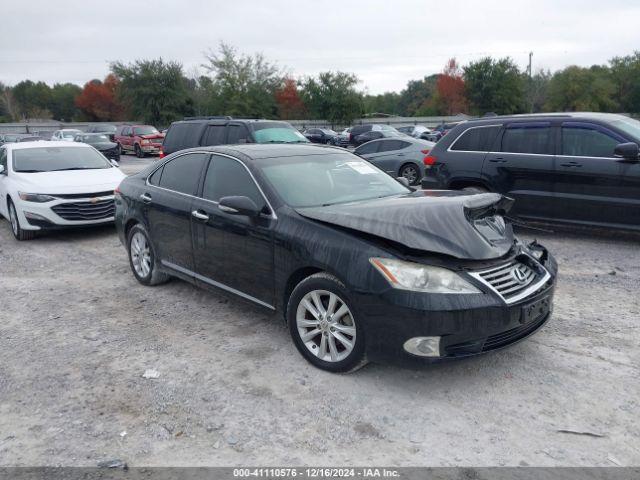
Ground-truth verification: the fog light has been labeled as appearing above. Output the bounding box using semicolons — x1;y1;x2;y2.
403;336;441;357
24;211;47;221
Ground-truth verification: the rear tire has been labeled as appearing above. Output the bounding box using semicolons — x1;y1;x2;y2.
287;272;367;373
7;199;35;241
399;163;421;186
127;224;170;286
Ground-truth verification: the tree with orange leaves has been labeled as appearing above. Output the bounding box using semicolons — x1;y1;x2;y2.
275;77;306;119
75;74;126;121
435;58;468;115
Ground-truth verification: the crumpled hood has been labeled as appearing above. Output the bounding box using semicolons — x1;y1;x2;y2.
140;134;164;141
296;191;515;260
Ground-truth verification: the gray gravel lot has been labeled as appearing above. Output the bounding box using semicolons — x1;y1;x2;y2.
0;154;638;467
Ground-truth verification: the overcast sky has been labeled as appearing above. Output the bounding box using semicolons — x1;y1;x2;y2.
1;0;639;94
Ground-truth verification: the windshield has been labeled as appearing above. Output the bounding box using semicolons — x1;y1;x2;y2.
84;134;110;143
610;117;640;141
93;125;117;133
62;130;81;138
253;122;309;143
134;126;159;135
12;146;112;173
258;152;410;208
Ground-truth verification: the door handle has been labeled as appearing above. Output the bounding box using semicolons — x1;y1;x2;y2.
191;210;210;221
489;158;507;163
140;193;152;203
396;153;405;157
560;162;582;168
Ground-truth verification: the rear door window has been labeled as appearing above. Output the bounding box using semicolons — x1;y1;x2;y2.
501;123;552;155
450;126;501;152
202;125;226;146
163;123;205;152
379;139;410;152
561;123;623;157
157;152;208;195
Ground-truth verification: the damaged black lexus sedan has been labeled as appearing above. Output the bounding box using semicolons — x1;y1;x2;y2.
114;144;557;373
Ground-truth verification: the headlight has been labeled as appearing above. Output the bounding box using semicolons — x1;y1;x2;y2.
141;139;150;145
18;192;56;203
370;258;481;294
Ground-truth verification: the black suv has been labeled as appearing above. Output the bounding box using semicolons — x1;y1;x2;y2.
421;113;640;230
162;117;309;156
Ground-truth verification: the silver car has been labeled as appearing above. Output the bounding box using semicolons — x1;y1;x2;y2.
354;137;436;186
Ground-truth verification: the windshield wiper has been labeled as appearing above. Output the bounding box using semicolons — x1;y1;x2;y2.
48;167;103;171
15;169;42;173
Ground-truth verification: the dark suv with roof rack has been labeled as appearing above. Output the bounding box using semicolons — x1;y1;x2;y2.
420;112;640;231
161;117;309;156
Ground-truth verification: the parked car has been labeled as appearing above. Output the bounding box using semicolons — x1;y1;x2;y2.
354;137;435;185
420;112;640;231
161;118;309;156
114;125;164;158
19;135;46;142
327;128;350;147
85;124;117;141
424;123;462;142
51;129;83;142
74;133;120;161
353;128;403;146
114;143;557;372
0;142;125;240
397;125;432;138
303;128;338;144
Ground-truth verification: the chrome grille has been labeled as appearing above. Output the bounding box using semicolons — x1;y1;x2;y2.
469;258;549;304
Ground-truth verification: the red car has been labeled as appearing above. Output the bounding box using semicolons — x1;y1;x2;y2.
114;125;164;158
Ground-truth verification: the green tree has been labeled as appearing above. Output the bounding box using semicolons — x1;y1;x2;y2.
463;57;526;115
525;69;552;113
11;80;53;119
545;65;616;112
363;91;401;116
300;72;363;125
111;58;193;126
50;83;82;121
397;75;437;116
609;51;640;113
201;42;282;118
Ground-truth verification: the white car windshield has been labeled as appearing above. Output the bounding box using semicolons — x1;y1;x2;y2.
258;152;410;208
13;147;112;173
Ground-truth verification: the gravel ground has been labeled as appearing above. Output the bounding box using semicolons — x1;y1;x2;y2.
0;156;638;467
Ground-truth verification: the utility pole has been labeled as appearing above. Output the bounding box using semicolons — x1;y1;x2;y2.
528;51;534;113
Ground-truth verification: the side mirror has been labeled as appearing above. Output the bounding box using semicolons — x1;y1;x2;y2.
218;196;261;217
110;159;120;167
614;142;639;160
396;176;410;188
0;164;5;175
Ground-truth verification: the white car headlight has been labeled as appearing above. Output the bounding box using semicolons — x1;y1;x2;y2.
18;192;56;203
370;258;481;294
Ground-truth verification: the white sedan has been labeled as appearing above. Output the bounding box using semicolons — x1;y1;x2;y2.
51;129;83;142
0;142;126;240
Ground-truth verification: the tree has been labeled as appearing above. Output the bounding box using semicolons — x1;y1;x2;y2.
275;77;306;119
111;58;193;126
363;92;401;116
11;80;53;119
397;75;437;116
75;75;125;121
609;51;640;113
300;72;363;125
545;65;616;112
49;83;81;121
434;59;467;115
526;69;552;113
463;57;526;115
202;42;282;118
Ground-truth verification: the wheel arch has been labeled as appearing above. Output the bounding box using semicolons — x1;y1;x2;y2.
282;266;324;322
448;178;492;191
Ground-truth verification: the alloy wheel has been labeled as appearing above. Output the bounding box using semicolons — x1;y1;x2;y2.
401;165;418;185
9;203;18;236
130;231;151;278
296;290;357;363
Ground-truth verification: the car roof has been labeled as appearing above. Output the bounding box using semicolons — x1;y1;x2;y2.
5;141;92;151
463;112;632;126
175;143;347;160
170;118;284;125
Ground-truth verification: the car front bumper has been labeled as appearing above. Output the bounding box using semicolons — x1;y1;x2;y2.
355;250;557;367
16;195;116;231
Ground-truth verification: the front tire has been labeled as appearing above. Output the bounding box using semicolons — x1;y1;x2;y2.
135;144;145;158
287;273;367;373
127;224;169;286
7;199;35;241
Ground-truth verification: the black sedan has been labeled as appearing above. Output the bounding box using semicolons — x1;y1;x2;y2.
302;128;338;144
74;133;120;161
115;144;556;373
